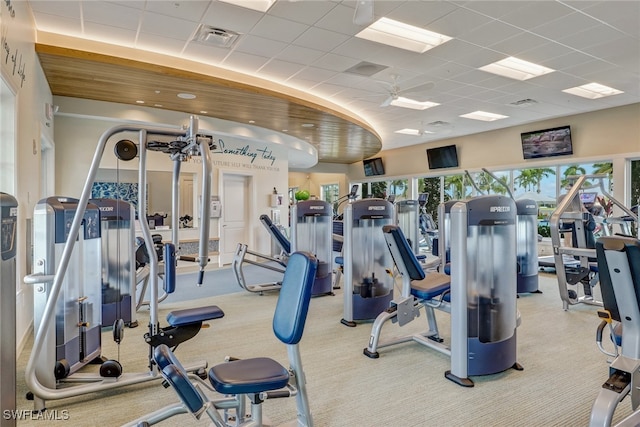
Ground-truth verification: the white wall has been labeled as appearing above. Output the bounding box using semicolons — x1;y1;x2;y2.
346;103;640;204
1;0;54;353
53;98;290;257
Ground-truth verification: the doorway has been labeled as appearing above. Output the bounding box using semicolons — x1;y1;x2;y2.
219;172;253;265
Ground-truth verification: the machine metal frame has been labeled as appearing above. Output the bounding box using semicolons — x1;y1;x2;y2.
24;116;217;410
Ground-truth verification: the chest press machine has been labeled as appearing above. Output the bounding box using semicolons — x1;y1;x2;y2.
24;116;224;412
364;195;522;387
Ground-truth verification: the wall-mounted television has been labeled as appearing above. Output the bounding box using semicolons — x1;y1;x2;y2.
521;125;573;160
363;157;385;176
426;144;458;169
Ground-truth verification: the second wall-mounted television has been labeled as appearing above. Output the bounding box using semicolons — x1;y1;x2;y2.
521;125;573;160
363;157;385;176
426;144;459;169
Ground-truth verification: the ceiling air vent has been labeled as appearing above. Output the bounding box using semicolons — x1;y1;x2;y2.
344;61;388;77
193;24;241;48
510;98;538;107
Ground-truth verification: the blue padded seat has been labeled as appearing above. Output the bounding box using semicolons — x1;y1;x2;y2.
383;225;451;301
208;251;317;397
208;357;289;395
410;273;451;301
335;256;344;265
166;305;224;327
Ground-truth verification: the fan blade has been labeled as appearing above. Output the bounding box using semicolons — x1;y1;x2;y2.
353;0;374;26
380;95;393;107
399;81;435;95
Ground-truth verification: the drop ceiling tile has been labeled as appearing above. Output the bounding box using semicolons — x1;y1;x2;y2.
499;2;574;31
426;6;492;38
579;1;640;35
31;12;82;35
83;22;137;47
249;15;309;43
293;27;350;52
292;66;337;84
29;1;81;18
519;42;576;64
267;0;337;26
313;4;361;35
234;34;288;57
82;2;142;31
490;32;551;57
139;12;199;40
457;20;522;48
458;1;528;19
106;1;146;10
532;11;601;40
274;45;325;66
144;0;210;22
181;42;231;64
312;53;361;73
258;59;305;81
200;2;263;33
222;51;271;73
386;1;458;28
331;37;384;62
136;33;187;56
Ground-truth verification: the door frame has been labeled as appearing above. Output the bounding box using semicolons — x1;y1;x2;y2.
218;170;256;267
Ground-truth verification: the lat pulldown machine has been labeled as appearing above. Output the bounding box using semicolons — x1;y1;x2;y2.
24;116;223;412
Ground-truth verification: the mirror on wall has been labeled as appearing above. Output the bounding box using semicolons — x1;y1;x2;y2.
93;169;195;229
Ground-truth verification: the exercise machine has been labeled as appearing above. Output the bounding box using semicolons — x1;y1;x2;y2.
232;214;288;294
364;195;522;387
90;197;138;328
124;251;318;427
550;174;637;310
341;198;395;327
418;193;438;253
291;199;333;296
589;236;640;426
31;197;104;381
1;193;17;427
396;199;420;255
23;116;224;412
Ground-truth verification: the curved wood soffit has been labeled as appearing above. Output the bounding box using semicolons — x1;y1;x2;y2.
35;44;382;165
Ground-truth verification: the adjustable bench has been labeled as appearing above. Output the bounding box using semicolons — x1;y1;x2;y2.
125;251;318;427
364;224;452;359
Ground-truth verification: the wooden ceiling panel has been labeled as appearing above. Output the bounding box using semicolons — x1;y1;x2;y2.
36;44;382;165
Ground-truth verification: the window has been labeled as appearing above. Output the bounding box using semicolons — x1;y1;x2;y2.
0;77;16;194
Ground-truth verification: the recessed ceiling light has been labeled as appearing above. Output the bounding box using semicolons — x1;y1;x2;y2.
356;17;451;53
562;83;623;99
177;93;196;99
282;129;288;132
301;123;314;128
394;128;433;136
155;90;161;94
390;97;439;110
154;104;163;107
460;111;509;121
480;57;554;81
200;110;208;114
136;100;145;104
248;120;255;124
218;0;275;12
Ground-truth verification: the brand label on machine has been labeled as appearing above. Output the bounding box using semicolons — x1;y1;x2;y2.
489;206;511;213
368;206;386;211
98;206;114;212
309;206;324;210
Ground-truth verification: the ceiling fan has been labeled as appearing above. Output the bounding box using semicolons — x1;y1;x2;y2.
376;75;435;107
353;0;375;26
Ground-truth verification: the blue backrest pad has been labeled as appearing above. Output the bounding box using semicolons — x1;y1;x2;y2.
260;214;291;254
383;225;426;281
273;252;317;345
162;365;205;414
